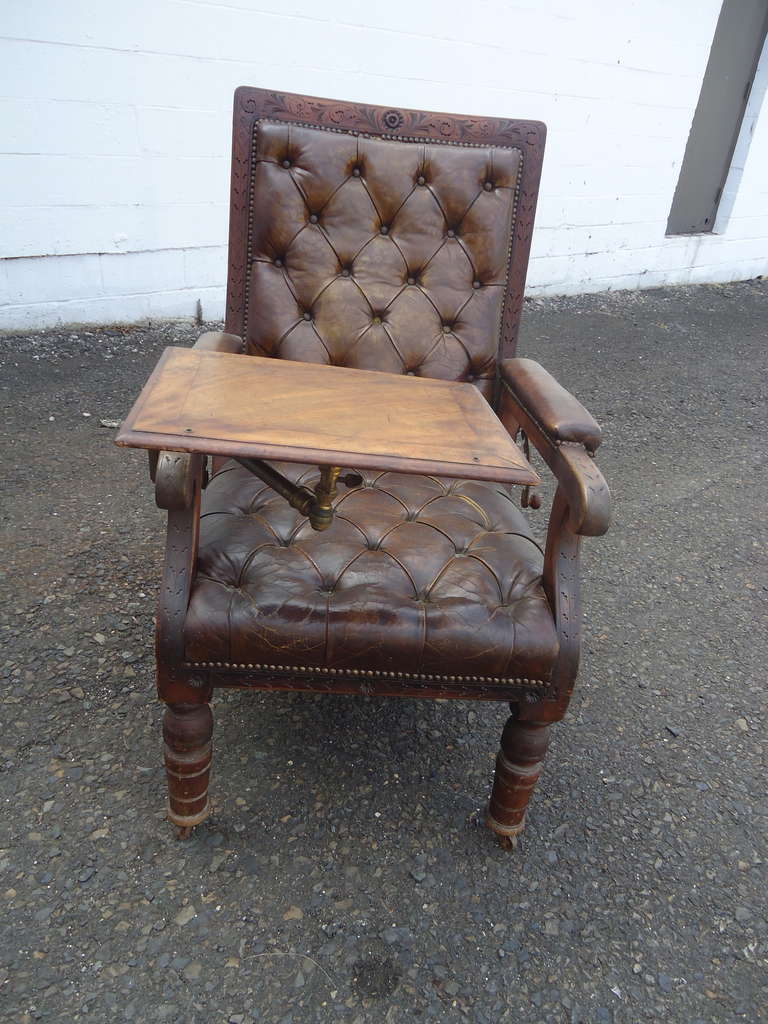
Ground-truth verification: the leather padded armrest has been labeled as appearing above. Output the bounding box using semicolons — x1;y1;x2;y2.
500;358;602;453
193;331;243;354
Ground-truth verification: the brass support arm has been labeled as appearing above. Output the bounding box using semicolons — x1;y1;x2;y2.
234;456;316;516
234;457;360;531
310;465;343;531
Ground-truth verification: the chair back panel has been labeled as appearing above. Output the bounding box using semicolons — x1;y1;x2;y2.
225;89;546;402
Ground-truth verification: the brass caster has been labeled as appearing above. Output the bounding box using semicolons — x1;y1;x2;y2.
486;808;525;850
167;800;210;839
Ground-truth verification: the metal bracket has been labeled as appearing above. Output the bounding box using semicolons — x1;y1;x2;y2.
518;431;541;510
234;457;362;531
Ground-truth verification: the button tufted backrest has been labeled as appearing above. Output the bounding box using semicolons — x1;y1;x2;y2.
225;89;546;405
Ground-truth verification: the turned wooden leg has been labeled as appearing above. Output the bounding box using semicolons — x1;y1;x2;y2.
486;707;551;844
163;703;213;838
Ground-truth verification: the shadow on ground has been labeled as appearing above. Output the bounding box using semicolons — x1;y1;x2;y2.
1;280;766;1022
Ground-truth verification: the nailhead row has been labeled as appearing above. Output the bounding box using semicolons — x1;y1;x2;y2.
261;117;525;150
185;660;549;688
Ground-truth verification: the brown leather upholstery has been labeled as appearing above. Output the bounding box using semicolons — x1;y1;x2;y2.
246;122;522;399
142;90;613;841
184;460;559;685
500;358;602;452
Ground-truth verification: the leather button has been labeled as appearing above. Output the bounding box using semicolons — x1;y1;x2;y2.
484;181;494;191
443;323;452;333
372;316;382;325
309;214;319;224
406;370;415;376
341;267;351;277
303;312;312;322
472;279;481;289
407;276;416;286
274;258;283;267
467;374;475;382
446;228;455;238
282;158;291;168
417;175;426;186
380;225;389;235
352;166;361;177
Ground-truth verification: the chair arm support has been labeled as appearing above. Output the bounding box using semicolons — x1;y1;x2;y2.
151;333;240;675
499;374;611;537
192;331;244;354
535;487;583;714
499;364;610;713
153;452;204;510
500;358;602;453
153;453;204;678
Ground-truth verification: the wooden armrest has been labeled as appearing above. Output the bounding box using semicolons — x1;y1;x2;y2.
192;331;243;354
499;372;610;537
547;444;610;537
498;360;610;708
500;358;602;453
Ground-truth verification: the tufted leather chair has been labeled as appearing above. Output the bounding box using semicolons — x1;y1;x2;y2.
152;88;611;843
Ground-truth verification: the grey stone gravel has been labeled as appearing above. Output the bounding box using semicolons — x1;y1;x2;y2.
1;281;767;1022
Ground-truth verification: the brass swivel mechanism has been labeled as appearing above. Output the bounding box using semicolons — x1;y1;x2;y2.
234;457;362;531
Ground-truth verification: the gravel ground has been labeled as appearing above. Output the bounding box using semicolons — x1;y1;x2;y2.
0;280;766;1024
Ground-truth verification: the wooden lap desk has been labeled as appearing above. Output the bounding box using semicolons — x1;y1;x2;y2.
116;348;539;506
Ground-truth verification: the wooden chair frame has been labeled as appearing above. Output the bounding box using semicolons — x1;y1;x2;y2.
146;88;610;842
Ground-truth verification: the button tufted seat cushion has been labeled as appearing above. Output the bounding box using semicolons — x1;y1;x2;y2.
184;461;559;686
245;121;522;399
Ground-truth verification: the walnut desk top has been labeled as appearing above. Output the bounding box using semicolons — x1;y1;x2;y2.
115;347;539;486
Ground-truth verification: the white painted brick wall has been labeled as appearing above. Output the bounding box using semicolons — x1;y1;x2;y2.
1;0;766;329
